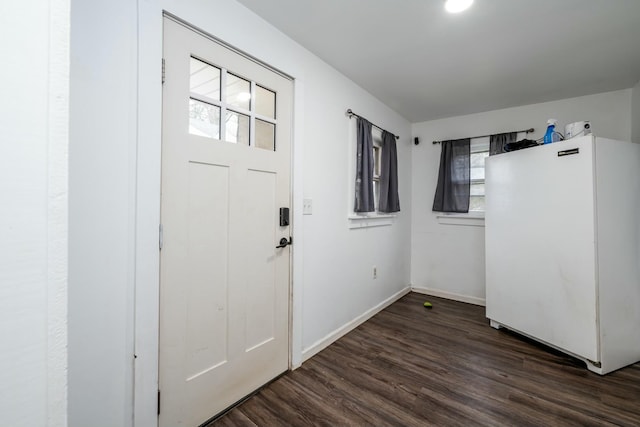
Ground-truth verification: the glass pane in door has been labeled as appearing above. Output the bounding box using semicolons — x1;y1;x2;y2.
189;98;220;139
190;57;221;101
226;73;251;111
225;111;250;145
255;119;275;151
255;86;275;119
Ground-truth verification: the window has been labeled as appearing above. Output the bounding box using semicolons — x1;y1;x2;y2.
469;137;489;212
372;128;383;211
349;126;395;228
188;56;277;151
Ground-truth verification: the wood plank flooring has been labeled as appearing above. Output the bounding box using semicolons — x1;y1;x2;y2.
207;292;640;426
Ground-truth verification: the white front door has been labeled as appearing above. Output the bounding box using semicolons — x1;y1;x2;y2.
159;17;293;427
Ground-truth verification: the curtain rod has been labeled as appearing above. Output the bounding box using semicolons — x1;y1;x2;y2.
432;128;535;144
346;109;400;140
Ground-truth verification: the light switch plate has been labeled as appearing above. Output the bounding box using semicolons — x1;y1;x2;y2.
303;198;313;215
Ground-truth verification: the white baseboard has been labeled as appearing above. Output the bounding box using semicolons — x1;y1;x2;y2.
411;286;486;307
300;286;411;363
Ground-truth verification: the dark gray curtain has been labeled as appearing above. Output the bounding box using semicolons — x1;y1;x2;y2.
432;138;471;213
489;131;518;155
354;118;374;212
379;130;400;213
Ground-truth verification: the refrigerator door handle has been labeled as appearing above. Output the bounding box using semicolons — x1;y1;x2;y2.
558;148;580;157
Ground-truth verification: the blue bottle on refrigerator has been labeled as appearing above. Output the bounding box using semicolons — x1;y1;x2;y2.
544;119;559;144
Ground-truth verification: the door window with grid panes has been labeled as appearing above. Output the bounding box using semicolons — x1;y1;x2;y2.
188;56;277;150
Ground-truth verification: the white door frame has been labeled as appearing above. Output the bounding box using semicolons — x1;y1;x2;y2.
134;5;305;427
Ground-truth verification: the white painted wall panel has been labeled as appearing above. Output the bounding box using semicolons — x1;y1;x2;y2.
68;0;137;426
411;89;633;302
0;0;69;425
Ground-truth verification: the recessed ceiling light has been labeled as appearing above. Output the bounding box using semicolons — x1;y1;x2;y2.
445;0;474;13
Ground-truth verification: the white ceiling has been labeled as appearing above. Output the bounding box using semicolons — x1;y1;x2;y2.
236;0;640;123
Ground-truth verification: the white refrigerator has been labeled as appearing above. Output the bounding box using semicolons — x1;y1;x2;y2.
485;135;640;374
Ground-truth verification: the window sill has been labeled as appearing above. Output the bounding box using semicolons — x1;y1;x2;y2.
348;213;396;229
436;213;485;227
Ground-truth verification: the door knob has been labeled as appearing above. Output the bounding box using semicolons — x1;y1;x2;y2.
276;237;292;248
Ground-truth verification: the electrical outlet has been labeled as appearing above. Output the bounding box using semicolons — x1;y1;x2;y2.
373;266;377;279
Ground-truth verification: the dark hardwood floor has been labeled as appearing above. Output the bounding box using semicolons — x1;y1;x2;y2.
208;292;640;426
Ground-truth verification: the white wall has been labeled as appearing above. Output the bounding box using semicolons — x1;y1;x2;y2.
411;89;633;303
633;80;640;143
0;1;69;426
68;0;137;426
66;0;412;426
297;46;412;357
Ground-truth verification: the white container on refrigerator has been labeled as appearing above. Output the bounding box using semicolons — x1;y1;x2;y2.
485;135;640;374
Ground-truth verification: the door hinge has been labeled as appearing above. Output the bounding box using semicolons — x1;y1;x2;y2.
159;224;163;250
162;58;166;84
158;390;161;415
